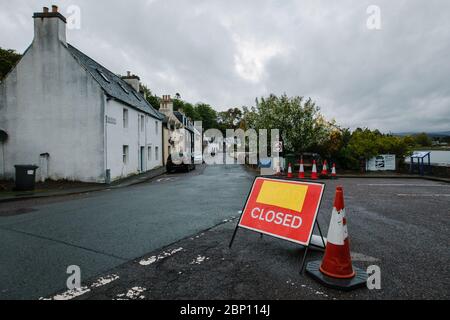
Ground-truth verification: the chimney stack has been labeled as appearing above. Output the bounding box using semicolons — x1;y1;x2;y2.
121;71;141;93
33;5;67;46
160;95;174;114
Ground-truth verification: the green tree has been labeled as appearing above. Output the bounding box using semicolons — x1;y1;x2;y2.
0;47;22;80
217;107;243;132
194;103;218;130
139;84;160;110
173;98;197;120
413;132;432;147
338;128;412;169
248;94;331;153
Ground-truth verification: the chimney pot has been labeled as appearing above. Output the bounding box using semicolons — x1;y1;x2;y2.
52;5;58;13
43;7;49;13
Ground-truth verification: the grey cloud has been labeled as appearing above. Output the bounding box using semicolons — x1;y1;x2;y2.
0;0;449;132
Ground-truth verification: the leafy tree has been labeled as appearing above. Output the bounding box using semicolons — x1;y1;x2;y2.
173;98;197;120
194;103;218;130
413;132;432;147
338;128;412;169
0;47;22;80
217;107;243;132
248;94;332;153
139;84;160;110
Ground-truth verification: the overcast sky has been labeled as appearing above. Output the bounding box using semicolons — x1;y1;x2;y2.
1;0;449;132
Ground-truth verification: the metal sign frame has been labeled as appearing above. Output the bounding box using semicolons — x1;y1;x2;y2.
229;176;326;274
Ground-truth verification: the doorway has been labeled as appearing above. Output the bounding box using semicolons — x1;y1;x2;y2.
0;130;8;178
140;146;145;172
39;153;50;182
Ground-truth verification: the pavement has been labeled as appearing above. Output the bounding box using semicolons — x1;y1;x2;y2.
1;165;449;300
0;166;166;203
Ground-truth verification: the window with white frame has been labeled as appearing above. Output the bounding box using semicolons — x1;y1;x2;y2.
155;121;159;135
148;146;152;161
140;115;145;131
123;145;129;164
123;109;129;128
155;146;159;161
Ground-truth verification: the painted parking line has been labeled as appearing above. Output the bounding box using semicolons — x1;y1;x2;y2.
397;194;450;197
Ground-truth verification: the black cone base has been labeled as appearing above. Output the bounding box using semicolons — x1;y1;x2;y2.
306;260;368;292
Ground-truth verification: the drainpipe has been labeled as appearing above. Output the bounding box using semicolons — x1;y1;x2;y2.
1;143;4;178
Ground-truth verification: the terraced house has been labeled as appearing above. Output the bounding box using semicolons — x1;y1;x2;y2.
0;6;164;183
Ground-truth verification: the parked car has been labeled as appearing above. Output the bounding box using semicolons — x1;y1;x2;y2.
166;153;196;173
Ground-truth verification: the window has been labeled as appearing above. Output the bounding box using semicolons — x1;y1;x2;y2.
140;115;145;132
148;146;152;161
123;145;129;164
123;109;128;128
155;121;159;135
96;69;110;83
118;82;129;94
133;91;141;101
155;147;159;161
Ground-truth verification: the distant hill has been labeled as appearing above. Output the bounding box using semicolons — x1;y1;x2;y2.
393;131;450;138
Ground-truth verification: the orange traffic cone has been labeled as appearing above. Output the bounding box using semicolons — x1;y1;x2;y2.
298;159;305;179
311;160;318;180
321;160;329;176
306;186;367;291
319;186;355;279
331;163;337;178
287;163;293;178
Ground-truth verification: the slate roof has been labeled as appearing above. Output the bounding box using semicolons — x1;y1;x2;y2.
174;111;194;133
66;44;163;120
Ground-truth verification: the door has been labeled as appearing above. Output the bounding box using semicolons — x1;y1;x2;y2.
140;147;145;172
0;142;4;178
0;130;8;179
39;153;49;182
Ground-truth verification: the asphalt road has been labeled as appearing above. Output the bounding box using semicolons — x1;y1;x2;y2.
0;165;255;299
1;166;449;300
53;176;449;301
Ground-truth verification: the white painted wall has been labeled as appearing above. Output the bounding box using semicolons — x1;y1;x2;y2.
0;12;163;183
105;99;162;182
0;17;106;182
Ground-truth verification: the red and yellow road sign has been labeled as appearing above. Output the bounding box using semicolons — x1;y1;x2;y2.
239;177;325;245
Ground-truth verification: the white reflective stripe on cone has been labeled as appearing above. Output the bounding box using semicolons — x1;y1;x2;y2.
326;207;348;246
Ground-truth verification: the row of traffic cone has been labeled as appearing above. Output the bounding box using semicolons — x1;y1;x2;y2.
286;160;337;180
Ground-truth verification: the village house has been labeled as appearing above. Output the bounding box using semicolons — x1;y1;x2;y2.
0;6;164;183
159;95;196;165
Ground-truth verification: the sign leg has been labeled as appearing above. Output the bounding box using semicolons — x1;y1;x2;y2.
299;246;310;275
316;221;326;248
229;224;240;248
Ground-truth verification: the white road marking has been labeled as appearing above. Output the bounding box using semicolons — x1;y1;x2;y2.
139;247;183;266
41;273;120;300
91;274;120;288
44;287;91;301
190;255;209;265
115;287;146;300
